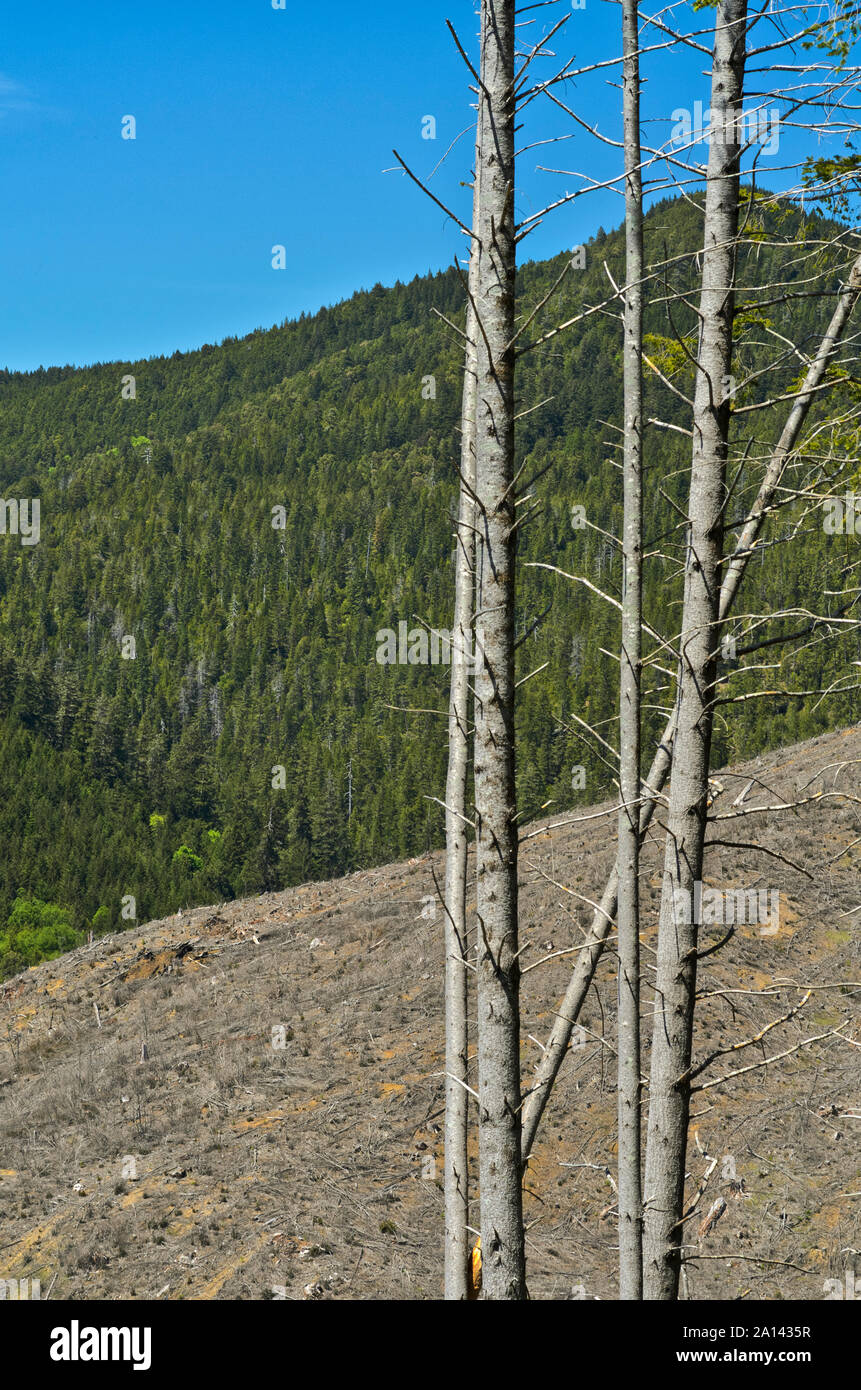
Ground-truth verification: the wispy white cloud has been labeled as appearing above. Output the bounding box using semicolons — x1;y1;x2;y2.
0;72;39;118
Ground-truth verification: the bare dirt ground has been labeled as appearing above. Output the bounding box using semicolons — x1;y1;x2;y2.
1;725;859;1300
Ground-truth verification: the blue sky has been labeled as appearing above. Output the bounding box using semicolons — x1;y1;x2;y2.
0;1;846;371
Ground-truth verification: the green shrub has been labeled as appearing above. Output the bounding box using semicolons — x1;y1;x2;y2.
91;906;111;934
0;897;78;969
172;845;203;871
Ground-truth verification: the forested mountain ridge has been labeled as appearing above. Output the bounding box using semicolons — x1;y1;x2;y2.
0;192;857;975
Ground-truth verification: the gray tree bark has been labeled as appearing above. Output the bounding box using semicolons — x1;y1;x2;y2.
443;89;483;1304
642;0;748;1300
472;0;525;1300
617;0;645;1302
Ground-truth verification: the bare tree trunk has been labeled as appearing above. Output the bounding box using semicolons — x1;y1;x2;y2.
616;0;645;1302
443;95;482;1304
472;0;525;1300
642;0;748;1301
521;244;861;1168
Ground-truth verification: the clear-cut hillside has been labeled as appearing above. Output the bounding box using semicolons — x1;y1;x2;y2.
1;724;859;1300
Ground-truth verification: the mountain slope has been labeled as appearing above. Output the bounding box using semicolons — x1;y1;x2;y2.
0;192;858;970
1;725;858;1299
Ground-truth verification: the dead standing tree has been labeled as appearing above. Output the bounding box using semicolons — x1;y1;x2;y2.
617;0;646;1302
642;0;749;1301
398;0;582;1299
471;0;526;1301
442;61;482;1304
